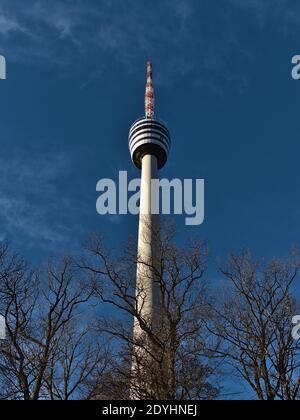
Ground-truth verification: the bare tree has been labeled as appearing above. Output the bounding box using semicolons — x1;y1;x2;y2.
209;250;300;400
0;243;109;400
80;223;220;400
43;323;111;400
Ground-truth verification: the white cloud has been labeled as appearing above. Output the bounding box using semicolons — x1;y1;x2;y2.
172;0;194;31
0;12;25;35
0;0;198;79
0;149;75;249
2;1;298;99
230;0;293;28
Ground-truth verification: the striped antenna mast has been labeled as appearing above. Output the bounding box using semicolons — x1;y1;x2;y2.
145;61;154;119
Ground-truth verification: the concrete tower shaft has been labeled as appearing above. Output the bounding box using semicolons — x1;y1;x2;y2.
129;62;171;399
135;153;161;323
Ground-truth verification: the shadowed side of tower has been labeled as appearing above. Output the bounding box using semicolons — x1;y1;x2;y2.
128;62;171;399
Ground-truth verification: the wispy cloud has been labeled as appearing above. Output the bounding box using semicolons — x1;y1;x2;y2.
0;1;213;86
0;0;250;94
1;1;299;101
229;0;299;30
0;13;24;35
0;1;299;65
171;0;194;31
0;148;77;251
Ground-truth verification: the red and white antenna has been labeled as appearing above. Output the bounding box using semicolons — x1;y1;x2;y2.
145;61;154;119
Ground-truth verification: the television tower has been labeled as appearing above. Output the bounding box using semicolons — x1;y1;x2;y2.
128;62;171;398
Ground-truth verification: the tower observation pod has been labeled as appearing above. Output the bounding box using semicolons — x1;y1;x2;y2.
128;62;171;399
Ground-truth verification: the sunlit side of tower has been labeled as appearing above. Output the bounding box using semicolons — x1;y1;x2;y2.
128;62;171;399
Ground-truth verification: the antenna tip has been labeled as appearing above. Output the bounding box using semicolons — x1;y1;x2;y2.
145;61;154;118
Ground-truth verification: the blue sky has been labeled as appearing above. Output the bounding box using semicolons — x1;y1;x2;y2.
1;0;300;264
